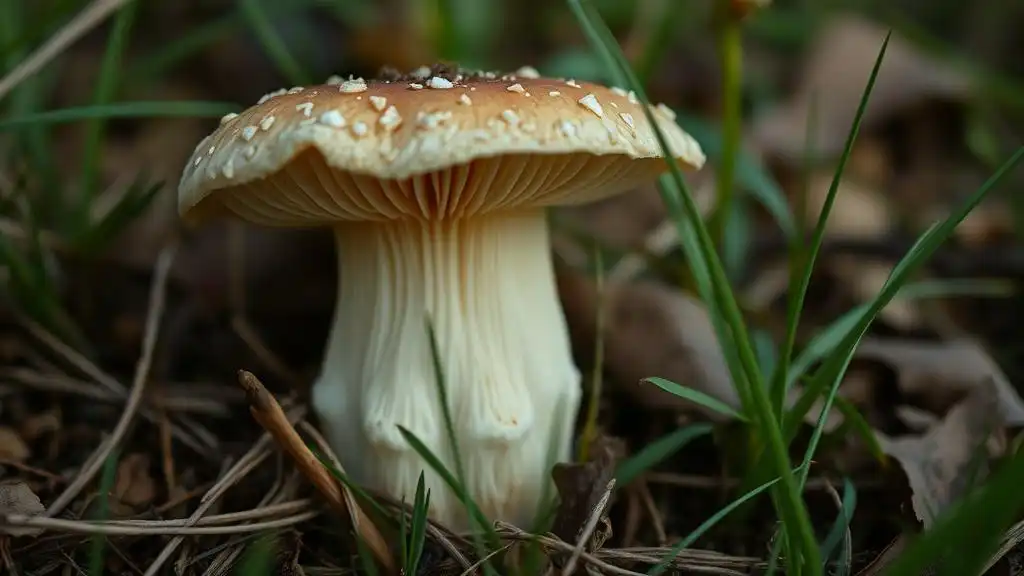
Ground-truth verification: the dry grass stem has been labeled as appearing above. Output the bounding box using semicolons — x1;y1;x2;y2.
44;241;177;517
563;478;616;575
143;431;279;576
0;0;133;100
236;369;395;573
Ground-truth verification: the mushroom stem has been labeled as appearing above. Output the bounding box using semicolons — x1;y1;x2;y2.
313;209;581;529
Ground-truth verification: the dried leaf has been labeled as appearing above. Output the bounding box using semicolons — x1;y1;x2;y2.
855;337;1024;426
557;263;742;419
877;378;1002;528
803;171;893;240
0;427;30;463
550;436;622;551
113;453;156;508
829;257;922;330
752;15;970;162
0;480;45;537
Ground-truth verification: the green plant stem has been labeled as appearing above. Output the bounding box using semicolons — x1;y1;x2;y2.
77;1;137;230
577;248;605;463
564;2;822;570
710;5;743;249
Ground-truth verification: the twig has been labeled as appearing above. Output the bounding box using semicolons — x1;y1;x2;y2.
636;481;667;545
0;0;132;100
0;511;317;536
44;242;177;518
458;544;513;576
236;370;395;573
298;421;474;573
563;478;615;575
16;320;213;456
143;432;279;576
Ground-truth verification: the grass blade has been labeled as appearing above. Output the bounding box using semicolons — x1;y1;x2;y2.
565;2;821;569
406;473;430;576
237;0;310;86
396;426;496;549
649;464;808;576
643;377;747;422
76;0;138;224
615;423;713;486
770;33;890;419
789;146;1024;475
0;101;240;130
819;478;856;565
880;447;1024;576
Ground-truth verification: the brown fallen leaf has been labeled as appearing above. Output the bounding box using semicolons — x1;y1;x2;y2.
801;171;893;240
0;428;30;463
855;337;1024;426
829;257;922;331
557;263;741;419
876;377;1002;528
113;453;157;509
550;435;622;555
752;15;970;163
0;480;45;537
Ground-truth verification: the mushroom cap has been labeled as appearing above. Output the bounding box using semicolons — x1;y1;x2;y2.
178;65;706;226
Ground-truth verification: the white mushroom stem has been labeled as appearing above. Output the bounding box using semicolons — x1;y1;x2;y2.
312;208;581;529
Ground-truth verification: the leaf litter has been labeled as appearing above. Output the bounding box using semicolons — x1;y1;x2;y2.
1;2;1024;575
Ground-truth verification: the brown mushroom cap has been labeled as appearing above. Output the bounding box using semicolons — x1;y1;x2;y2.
178;66;705;226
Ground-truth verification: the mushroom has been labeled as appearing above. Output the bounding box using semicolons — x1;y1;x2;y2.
177;65;705;529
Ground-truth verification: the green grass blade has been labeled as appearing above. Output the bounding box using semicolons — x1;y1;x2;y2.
311;449;392;521
675;113;795;239
76;0;138;224
769;92;817;417
0;1;60;224
88;451;120;575
564;2;821;569
643;377;747;422
74;177;163;254
832;397;885;463
396;426;499;554
578;248;605;462
819;478;856;565
0;101;240;130
615;423;713;486
398;494;409;569
238;0;311;86
632;0;688;85
881;448;1024;576
130;14;242;83
236;532;278;575
788;147;1024;462
709;9;742;248
783;278;1012;410
648;464;808;576
770;33;890;420
406;473;430;576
